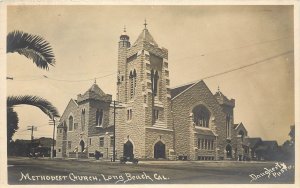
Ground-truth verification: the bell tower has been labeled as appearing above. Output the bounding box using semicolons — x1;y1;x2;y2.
116;21;174;159
117;26;130;102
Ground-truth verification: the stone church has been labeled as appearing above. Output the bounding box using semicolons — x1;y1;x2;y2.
56;23;254;161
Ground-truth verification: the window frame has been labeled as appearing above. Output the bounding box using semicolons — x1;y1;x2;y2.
99;137;104;147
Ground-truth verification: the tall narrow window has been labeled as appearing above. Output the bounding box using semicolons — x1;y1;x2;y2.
96;109;103;127
226;114;231;138
133;69;137;96
130;109;132;120
151;69;159;96
68;116;73;131
197;138;201;149
99;137;104;147
129;71;133;98
81;109;85;131
129;70;137;99
153;109;159;123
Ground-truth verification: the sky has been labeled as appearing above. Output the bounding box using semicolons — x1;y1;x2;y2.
6;5;294;144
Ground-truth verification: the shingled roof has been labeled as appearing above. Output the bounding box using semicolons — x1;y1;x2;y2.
244;137;263;148
85;83;106;96
170;83;195;99
77;83;112;103
214;90;235;107
133;28;158;46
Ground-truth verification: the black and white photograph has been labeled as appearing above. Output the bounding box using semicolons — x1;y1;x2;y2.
1;1;298;186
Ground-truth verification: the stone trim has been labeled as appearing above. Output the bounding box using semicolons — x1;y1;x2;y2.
146;127;173;132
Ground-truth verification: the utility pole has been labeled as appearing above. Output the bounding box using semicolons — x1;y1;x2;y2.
27;126;37;155
113;100;116;162
49;118;56;158
52;118;56;158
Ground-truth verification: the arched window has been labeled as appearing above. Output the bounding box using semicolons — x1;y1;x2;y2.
96;109;103;127
133;69;137;95
81;109;85;131
238;130;245;141
226;114;231;138
192;105;210;128
151;69;159;96
68;116;73;131
129;69;137;99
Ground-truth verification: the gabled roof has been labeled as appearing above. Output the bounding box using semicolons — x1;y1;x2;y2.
59;99;78;123
133;28;158;46
262;140;278;148
170;82;195;99
244;137;263;148
214;90;235;107
234;122;247;131
233;124;239;129
256;141;278;151
77;83;112;103
85;83;106;96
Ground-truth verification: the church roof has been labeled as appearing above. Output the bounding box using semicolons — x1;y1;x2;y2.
262;140;278;148
86;83;106;96
233;123;239;129
133;28;158;46
170;82;195;99
244;137;263;148
77;82;112;103
214;90;235;107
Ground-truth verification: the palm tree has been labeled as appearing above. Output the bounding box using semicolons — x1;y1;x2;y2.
7;95;60;118
7;30;55;70
7;30;59;142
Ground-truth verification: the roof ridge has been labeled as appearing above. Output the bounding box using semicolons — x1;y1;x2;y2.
133;28;158;46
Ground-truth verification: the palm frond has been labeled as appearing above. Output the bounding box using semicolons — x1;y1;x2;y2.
7;30;56;70
7;95;60;118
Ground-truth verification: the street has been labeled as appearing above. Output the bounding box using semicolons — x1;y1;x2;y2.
7;157;294;184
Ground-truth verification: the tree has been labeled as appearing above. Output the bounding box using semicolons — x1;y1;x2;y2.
7;30;55;70
7;30;59;143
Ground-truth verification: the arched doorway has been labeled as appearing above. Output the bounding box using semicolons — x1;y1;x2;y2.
123;140;133;158
154;141;166;159
80;140;85;152
226;144;232;158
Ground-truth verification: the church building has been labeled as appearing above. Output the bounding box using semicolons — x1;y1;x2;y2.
55;22;252;161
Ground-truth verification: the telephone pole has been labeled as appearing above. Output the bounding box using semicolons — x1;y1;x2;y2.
113;100;116;162
27;126;37;154
49;118;56;158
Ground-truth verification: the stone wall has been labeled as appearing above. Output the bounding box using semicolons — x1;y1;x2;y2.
145;127;174;159
172;81;228;160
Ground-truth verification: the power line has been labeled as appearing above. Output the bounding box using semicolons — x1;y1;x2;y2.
16;123;55;133
172;50;293;89
202;50;293;80
173;35;292;61
44;72;117;82
8;36;291;82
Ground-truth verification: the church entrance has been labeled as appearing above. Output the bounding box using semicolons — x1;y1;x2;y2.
123;141;133;158
80;140;85;152
154;141;166;159
226;144;232;158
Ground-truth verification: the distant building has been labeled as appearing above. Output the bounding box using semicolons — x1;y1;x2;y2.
55;23;277;161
